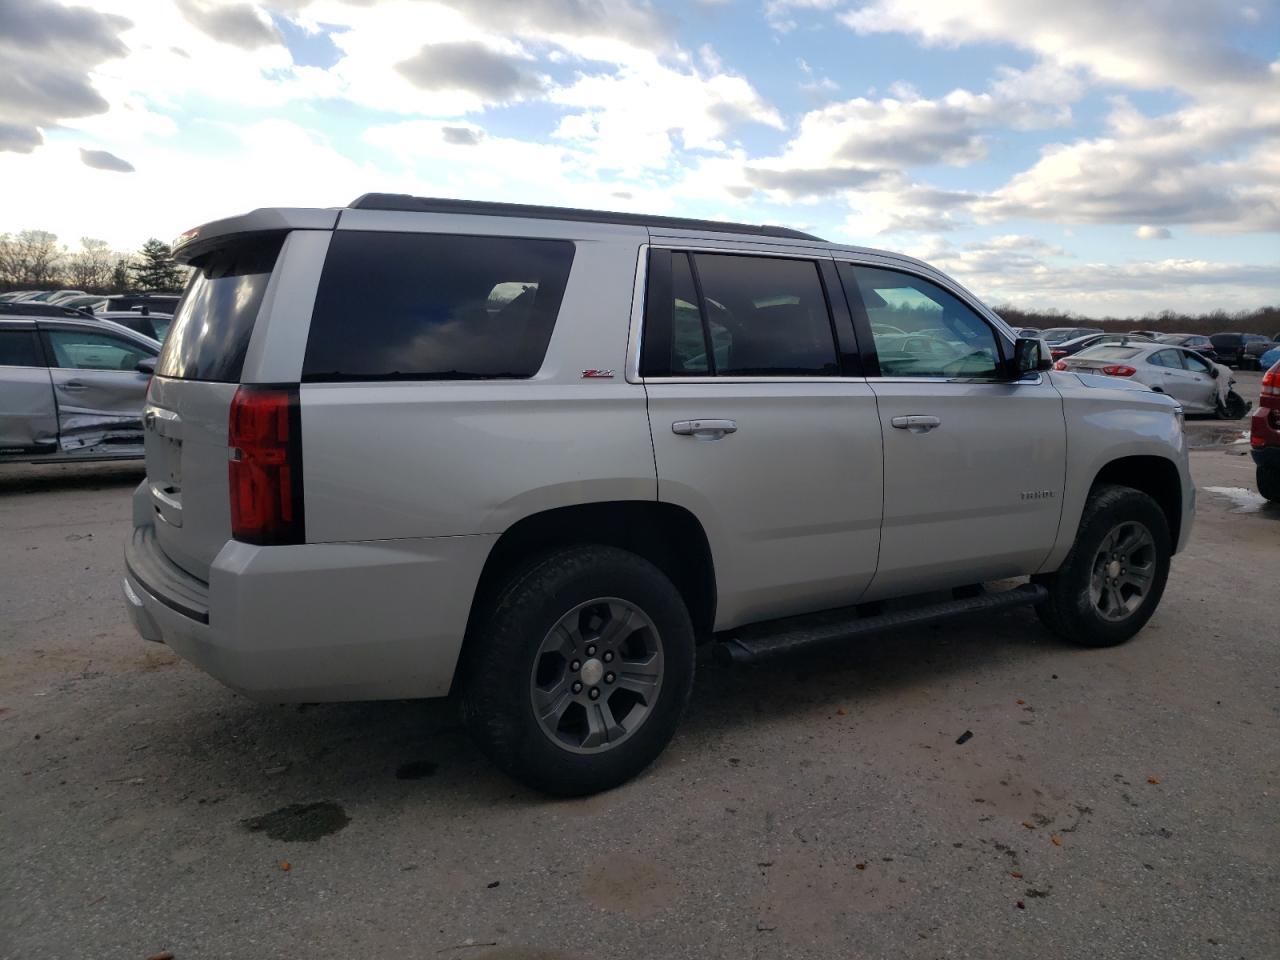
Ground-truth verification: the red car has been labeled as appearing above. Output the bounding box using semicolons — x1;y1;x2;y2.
1252;358;1280;501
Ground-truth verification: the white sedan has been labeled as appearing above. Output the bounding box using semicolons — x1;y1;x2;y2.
1055;341;1232;416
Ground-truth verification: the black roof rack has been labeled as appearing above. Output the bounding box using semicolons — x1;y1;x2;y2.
347;193;824;242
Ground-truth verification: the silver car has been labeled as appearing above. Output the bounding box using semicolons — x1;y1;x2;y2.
1056;341;1227;414
0;315;159;461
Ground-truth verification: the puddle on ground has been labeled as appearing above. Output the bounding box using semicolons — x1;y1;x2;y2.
1186;425;1251;449
396;760;439;780
1203;486;1271;514
241;802;350;841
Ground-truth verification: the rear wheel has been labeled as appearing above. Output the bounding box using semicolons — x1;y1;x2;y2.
1258;464;1280;503
460;545;695;796
1034;484;1171;647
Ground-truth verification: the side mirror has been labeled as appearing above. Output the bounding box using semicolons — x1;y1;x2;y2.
135;357;157;375
1209;365;1220;379
1011;337;1052;377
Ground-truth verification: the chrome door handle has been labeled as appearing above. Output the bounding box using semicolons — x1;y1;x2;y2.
890;415;941;434
672;419;737;439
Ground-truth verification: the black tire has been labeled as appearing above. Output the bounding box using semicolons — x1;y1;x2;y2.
1259;464;1280;503
1215;390;1249;420
460;545;695;796
1033;484;1171;647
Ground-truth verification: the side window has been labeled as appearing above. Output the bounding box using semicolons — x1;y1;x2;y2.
303;232;575;381
642;251;837;377
0;329;43;367
45;329;152;371
1149;350;1182;369
1181;351;1213;374
844;264;1003;378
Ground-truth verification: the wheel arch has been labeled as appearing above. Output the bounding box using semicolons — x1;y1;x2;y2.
452;501;717;692
1090;455;1184;547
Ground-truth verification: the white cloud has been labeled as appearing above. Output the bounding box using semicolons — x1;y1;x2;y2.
1136;225;1172;240
840;0;1275;96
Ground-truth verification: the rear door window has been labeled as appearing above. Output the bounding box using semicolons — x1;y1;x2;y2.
303;232;575;381
157;235;284;382
642;252;838;377
0;329;43;367
1148;350;1182;368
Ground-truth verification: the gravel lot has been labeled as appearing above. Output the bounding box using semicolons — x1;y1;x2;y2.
2;373;1276;960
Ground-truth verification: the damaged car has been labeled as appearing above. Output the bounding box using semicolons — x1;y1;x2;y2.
0;314;159;462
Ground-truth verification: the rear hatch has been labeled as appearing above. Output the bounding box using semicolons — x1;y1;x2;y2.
143;235;285;581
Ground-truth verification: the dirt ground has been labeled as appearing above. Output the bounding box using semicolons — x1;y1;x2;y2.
1;376;1277;960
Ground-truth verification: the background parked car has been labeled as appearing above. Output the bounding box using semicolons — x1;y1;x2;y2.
95;309;173;342
1015;327;1041;338
1155;333;1219;361
1258;344;1280;372
1048;332;1153;361
107;292;182;314
1253;359;1280;502
1209;332;1270;369
0;315;157;461
1055;341;1243;417
1243;334;1274;368
1037;325;1105;344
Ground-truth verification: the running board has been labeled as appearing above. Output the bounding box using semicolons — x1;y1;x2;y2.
714;583;1048;665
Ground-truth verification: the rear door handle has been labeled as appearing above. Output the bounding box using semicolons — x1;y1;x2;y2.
63;380;86;391
890;415;941;434
672;419;737;439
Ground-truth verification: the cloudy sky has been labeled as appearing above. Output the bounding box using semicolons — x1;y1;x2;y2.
1;0;1277;315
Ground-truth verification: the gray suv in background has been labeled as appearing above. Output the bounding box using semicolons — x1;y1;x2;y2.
123;195;1193;795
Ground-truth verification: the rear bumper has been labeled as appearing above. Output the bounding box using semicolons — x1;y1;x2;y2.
123;524;497;702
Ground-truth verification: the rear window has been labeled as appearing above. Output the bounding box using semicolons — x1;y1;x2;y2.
156;235;284;382
302;232;575;382
0;329;42;366
1075;346;1141;361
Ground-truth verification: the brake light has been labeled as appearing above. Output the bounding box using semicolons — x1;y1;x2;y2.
1051;349;1067;360
1261;363;1279;402
1101;365;1137;377
228;386;305;545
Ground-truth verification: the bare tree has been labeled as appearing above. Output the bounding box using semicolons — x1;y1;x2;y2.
67;237;115;291
10;230;65;288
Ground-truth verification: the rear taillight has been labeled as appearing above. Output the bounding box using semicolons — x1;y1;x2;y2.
1101;365;1137;377
228;386;304;545
1053;360;1068;370
1261;363;1279;406
1051;349;1067;360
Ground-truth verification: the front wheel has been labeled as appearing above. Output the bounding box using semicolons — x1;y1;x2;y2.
460;545;695;796
1034;484;1172;647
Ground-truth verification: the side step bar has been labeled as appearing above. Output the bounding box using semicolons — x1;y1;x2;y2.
715;583;1048;665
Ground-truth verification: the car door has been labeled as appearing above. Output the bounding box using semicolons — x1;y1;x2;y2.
837;261;1067;600
1177;349;1220;412
1146;348;1197;405
0;325;58;455
641;247;884;630
39;323;155;454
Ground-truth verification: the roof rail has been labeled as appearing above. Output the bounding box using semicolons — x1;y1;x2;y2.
347;193;824;242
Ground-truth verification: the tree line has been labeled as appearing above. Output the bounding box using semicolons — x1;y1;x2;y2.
0;230;189;294
995;304;1280;337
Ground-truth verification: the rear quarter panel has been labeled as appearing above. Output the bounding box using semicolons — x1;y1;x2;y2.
300;216;655;542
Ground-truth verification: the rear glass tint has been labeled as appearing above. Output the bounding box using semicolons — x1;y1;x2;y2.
303;232;575;382
0;329;42;367
156;234;284;383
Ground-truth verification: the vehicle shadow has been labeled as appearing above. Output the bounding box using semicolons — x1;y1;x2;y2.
144;605;1064;815
0;460;145;495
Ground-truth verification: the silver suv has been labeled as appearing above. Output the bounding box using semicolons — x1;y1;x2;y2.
123;195;1194;795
